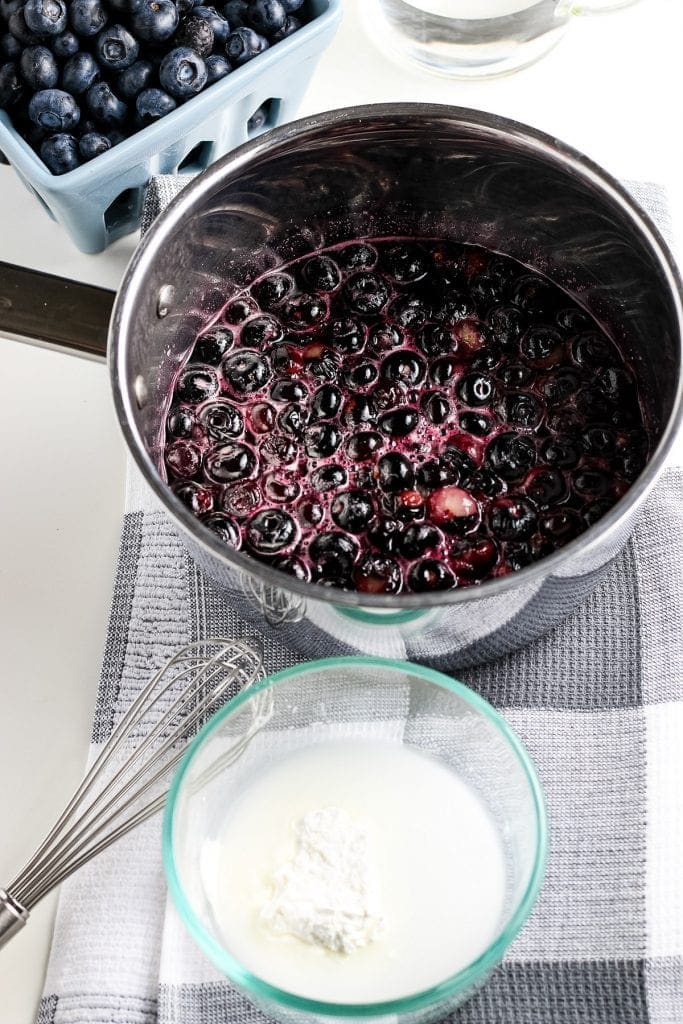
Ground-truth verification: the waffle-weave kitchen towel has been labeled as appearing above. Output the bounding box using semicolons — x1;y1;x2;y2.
36;181;683;1024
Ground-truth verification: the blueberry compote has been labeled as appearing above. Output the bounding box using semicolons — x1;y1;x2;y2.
163;239;648;594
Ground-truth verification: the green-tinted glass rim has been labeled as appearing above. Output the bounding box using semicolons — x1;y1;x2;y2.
335;606;428;625
163;656;548;1017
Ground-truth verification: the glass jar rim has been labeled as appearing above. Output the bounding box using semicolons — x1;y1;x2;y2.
162;655;548;1017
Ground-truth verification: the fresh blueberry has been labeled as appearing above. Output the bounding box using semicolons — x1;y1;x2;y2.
116;59;154;100
310;532;359;584
78;130;110;159
85;81;127;126
225;26;268;64
69;0;107;35
8;10;41;45
270;13;300;39
381;350;426;386
135;86;176;124
96;25;139;71
345;272;389;316
408;559;455;593
205;52;230;83
283;292;327;330
193;326;233;363
346;431;382;461
486;432;536;481
457;372;495;407
223;0;248;24
40;131;79;173
421;391;451;425
159;45;207;97
378;408;419;438
198;400;243;441
62;52;100;95
353;554;403;595
310;464;347;492
459;412;493;437
377;453;414;493
0;34;21;62
24;0;67;36
0;0;23;20
302;254;341;293
223;350;271;394
205;441;257;482
488;497;537;541
175;12;214;53
304;422;340;458
193;6;230;44
176;366;219;403
331;490;374;533
52;30;79;57
0;61;23;106
132;0;179;41
247;0;286;33
327;317;365;355
28;88;80;131
246;508;297;554
280;0;303;8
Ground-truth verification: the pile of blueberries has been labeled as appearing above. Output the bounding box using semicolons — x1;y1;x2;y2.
0;0;305;174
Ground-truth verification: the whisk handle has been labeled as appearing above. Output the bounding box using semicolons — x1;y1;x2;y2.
0;889;29;949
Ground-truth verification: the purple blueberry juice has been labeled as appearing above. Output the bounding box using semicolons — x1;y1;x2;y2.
163;238;648;594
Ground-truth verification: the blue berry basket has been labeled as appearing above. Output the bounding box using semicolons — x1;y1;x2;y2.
0;0;341;254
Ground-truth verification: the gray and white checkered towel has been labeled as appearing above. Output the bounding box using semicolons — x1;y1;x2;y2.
36;181;683;1024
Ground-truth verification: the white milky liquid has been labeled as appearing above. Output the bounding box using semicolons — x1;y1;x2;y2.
200;740;507;1003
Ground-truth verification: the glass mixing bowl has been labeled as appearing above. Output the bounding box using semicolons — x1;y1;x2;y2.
163;656;548;1024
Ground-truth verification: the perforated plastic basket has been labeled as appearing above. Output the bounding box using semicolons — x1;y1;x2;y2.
0;0;341;253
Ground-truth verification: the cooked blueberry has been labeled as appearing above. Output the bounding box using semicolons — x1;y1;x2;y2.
302;255;341;293
246;508;297;554
372;381;407;413
367;518;402;555
389;293;431;328
136;87;176;124
310;532;359;583
595;366;636;403
486;432;536;481
96;24;139;70
376;453;414;493
542;367;579;404
502;392;543;429
450;538;498;581
166;439;202;477
159;46;207;97
176;366;220;403
575;386;613;422
198;400;243;441
489;306;525;348
440;447;477;486
192;327;233;364
343;363;377;389
69;0;107;34
346;431;382;461
429;357;458;386
298;499;324;527
304;422;340;458
378;408;418;438
175;12;213;54
572;331;613;367
20;46;58;90
223;296;258;323
408;559;455;592
263;473;300;503
382;243;427;284
343;394;376;427
24;0;67;35
222;480;262;518
225;26;268;64
331;490;374;533
167;407;195;438
470;344;501;372
241;314;283;347
469;274;501;312
39;133;80;173
499;362;533;387
421;391;450;425
459;412;493;437
556;307;591;332
248;401;275;434
305;350;340;382
381;350;426;386
85;82;127;126
368;323;402;353
327;317;365;354
223;350;271;395
399;524;440;559
205;54;230;84
520;326;562;364
540;508;581;543
433;291;475;325
412;323;450;357
205;442;257;482
271;378;307;403
541;434;581;469
457;373;495;407
353;554;403;595
29;89;80;131
614;449;646;482
174;482;214;515
307;383;340;420
488;497;537;541
337;242;377;270
512;275;559;319
277;402;307;437
525;467;567;507
79;131;110;160
203;512;240;546
582;500;613;527
283;293;327;330
345;273;389;316
310;464;347;492
470;467;505;497
581;425;616;456
252;273;294;310
572;469;610;497
272;555;310;582
415;459;450;491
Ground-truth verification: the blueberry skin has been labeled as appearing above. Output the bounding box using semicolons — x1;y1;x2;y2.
193;6;230;43
175;13;214;56
0;61;23;106
205;52;230;83
52;30;79;57
224;0;249;25
8;10;41;45
0;33;21;62
40;132;79;173
85;81;127;125
116;59;154;99
19;45;57;90
247;0;286;34
131;0;179;42
135;86;176;124
159;46;207;98
28;88;80;130
24;0;67;36
96;24;139;70
62;51;100;94
225;26;268;64
69;0;108;36
271;13;300;39
79;130;110;159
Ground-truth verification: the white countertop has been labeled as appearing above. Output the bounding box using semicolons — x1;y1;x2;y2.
1;1;682;1020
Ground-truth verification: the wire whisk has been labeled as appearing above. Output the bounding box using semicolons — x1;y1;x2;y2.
0;638;266;949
